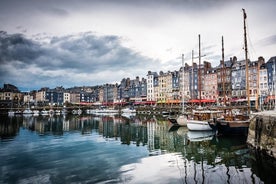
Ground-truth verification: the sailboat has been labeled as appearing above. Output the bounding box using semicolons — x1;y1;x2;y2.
212;9;256;136
183;34;223;131
168;54;188;126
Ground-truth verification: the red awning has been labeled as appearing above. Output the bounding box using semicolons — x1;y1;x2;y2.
134;101;156;105
188;99;216;103
79;102;93;106
201;99;216;103
101;102;114;106
231;98;247;102
265;95;276;103
113;102;128;105
188;99;201;103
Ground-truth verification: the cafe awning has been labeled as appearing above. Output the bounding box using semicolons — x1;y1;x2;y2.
188;99;216;103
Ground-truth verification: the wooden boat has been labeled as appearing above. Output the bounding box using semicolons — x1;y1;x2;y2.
187;110;223;131
211;113;256;136
211;9;256;136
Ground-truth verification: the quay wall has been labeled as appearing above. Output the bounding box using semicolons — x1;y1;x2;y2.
247;111;276;159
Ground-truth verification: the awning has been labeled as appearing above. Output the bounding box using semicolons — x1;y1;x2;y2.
113;101;128;105
231;98;247;102
166;99;180;103
157;100;166;104
265;95;276;103
188;99;216;103
101;102;114;106
79;102;93;106
188;99;201;103
133;101;156;105
201;99;216;103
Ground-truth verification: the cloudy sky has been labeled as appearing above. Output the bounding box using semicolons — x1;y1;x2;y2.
0;0;275;91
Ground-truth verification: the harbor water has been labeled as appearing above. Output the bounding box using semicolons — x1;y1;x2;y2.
0;114;275;184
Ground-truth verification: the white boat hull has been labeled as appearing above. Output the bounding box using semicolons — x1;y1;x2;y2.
168;115;187;126
187;120;213;131
177;115;187;126
121;108;136;113
187;130;215;141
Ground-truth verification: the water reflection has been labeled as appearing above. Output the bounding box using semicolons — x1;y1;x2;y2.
0;114;275;183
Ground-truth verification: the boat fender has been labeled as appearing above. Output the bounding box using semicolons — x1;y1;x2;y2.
266;124;271;131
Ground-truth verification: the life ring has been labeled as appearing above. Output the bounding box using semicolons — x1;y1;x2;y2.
266;124;271;131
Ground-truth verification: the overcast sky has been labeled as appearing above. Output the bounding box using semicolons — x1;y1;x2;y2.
0;0;275;91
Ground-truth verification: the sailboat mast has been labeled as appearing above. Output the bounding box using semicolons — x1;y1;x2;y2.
192;50;194;100
182;54;185;114
243;8;250;114
198;34;202;107
222;36;226;105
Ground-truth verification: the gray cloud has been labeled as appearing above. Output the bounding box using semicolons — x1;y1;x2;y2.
0;31;156;90
258;34;276;46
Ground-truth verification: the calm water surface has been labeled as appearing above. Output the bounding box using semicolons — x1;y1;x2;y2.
0;114;275;184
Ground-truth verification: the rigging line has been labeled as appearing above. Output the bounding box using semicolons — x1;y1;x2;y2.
246;20;257;60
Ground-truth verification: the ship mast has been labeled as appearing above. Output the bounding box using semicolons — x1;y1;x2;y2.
243;8;250;114
182;54;185;114
222;36;226;106
198;34;202;107
192;50;194;100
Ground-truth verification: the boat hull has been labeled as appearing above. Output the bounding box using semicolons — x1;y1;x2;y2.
187;130;215;141
215;120;249;136
168;115;187;126
187;120;214;131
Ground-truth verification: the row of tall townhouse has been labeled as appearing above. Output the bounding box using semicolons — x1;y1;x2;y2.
0;77;147;106
1;56;276;108
146;56;275;107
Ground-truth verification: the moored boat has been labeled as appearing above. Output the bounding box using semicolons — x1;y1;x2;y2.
33;110;40;116
23;108;33;115
212;114;256;136
41;109;49;115
168;114;187;126
8;110;15;116
121;107;136;113
187;110;223;131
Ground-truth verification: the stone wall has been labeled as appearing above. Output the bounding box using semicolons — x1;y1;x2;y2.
247;111;276;159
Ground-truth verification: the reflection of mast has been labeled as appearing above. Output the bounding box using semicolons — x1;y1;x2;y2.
243;8;250;114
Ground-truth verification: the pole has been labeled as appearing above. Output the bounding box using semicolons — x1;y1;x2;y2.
256;60;260;110
192;50;194;100
182;54;185;114
222;36;226;106
243;8;250;114
198;34;202;107
274;60;276;111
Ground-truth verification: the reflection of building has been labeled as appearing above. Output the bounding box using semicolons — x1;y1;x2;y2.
0;116;21;139
146;118;172;152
